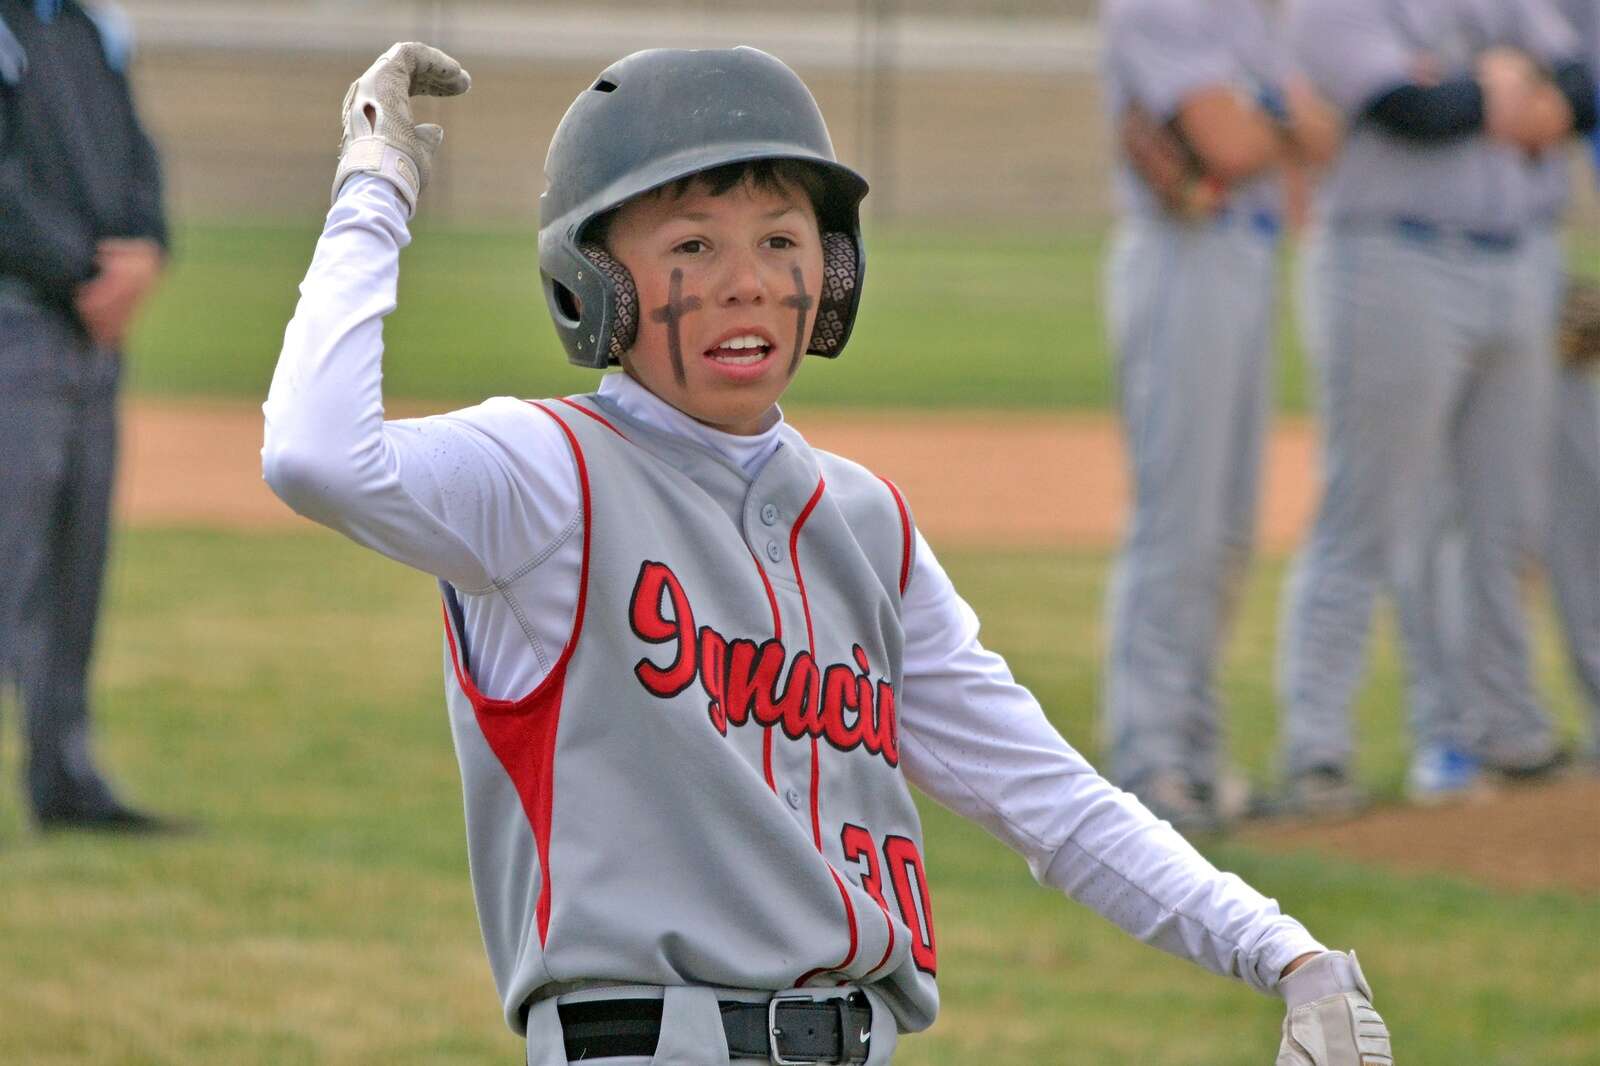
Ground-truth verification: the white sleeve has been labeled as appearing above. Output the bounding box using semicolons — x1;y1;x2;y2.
897;532;1324;993
261;176;579;591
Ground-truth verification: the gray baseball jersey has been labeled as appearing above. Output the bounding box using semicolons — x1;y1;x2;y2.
1102;0;1286;220
439;392;935;1036
1290;0;1582;231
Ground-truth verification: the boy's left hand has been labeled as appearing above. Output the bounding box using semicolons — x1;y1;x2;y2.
1276;951;1393;1065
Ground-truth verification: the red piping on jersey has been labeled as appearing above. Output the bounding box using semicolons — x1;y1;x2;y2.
748;547;783;792
860;897;897;981
859;476;909;980
444;400;593;949
798;868;861;987
789;475;862;985
557;396;629;440
878;477;913;596
790;477;826;850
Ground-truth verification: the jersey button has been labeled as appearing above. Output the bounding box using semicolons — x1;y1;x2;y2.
784;787;802;809
760;503;779;525
765;540;782;562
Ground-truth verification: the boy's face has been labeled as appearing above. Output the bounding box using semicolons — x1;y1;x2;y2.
607;174;826;436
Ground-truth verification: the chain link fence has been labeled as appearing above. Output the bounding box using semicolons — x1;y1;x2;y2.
123;1;1595;231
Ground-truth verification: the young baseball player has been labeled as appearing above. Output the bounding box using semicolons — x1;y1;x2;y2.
262;43;1393;1066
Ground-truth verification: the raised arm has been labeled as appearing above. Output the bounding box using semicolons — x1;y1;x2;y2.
262;45;577;592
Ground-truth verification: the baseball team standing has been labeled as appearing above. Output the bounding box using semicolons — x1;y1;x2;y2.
1102;0;1599;822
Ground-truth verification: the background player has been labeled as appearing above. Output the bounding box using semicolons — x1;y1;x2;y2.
263;43;1392;1064
1277;0;1596;815
1404;0;1598;800
1528;0;1599;773
1099;0;1340;832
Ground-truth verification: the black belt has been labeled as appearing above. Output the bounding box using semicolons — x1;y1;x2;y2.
1391;216;1520;253
557;991;873;1064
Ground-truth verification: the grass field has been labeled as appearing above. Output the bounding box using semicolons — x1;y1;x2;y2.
124;222;1600;413
0;529;1595;1065
126;222;1300;410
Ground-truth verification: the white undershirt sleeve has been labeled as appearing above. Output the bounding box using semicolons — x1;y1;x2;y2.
897;531;1323;993
261;176;579;592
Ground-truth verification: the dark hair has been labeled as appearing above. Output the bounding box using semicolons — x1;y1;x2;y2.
584;158;833;248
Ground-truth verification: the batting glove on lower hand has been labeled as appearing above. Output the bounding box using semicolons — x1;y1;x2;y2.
1277;951;1393;1066
334;42;471;215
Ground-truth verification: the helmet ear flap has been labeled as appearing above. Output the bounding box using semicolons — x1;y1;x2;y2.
579;243;640;365
807;231;863;358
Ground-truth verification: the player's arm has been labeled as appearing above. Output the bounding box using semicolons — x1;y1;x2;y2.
1288;0;1451;145
1500;0;1600;148
1476;49;1597;153
896;535;1319;986
1169;84;1282;185
1118;103;1226;217
896;534;1391;1062
1108;0;1304;206
1107;0;1245;207
263;45;574;591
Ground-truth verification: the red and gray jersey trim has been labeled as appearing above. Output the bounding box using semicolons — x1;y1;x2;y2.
878;477;913;597
439;400;595;949
789;475;874;987
556;396;629;440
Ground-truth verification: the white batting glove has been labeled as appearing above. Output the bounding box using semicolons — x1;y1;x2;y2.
334;42;471;215
1276;951;1394;1066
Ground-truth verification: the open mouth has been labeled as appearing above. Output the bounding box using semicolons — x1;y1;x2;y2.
704;332;775;365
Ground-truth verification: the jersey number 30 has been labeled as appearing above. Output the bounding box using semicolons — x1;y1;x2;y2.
841;823;937;975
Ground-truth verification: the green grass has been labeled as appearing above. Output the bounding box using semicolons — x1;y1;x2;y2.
122;221;1600;414
122;221;1296;411
0;529;1594;1064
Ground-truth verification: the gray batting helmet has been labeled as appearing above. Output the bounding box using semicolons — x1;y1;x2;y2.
538;46;869;369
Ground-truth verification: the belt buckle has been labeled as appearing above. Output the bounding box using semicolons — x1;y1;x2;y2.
766;989;857;1065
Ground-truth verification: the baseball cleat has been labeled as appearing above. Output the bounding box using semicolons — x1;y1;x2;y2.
34;799;189;835
1483;746;1573;785
1405;744;1490;805
1267;766;1370;821
1131;772;1224;837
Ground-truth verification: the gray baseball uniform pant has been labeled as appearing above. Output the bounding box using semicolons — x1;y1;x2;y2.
1281;225;1555;775
1102;215;1277;792
0;286;124;819
1402;226;1569;767
1551;364;1600;754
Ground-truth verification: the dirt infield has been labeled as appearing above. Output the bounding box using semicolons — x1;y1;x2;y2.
118;397;1598;896
1242;776;1600;895
118;397;1322;550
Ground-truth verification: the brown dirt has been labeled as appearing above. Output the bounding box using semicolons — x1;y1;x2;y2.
118;397;1322;550
119;397;1599;896
1241;776;1600;895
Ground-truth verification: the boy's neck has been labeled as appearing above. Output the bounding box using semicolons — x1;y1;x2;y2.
597;374;785;476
